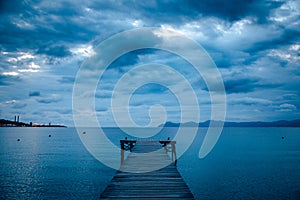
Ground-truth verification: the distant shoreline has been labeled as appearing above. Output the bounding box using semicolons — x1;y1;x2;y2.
2;118;299;128
0;119;66;128
160;119;300;127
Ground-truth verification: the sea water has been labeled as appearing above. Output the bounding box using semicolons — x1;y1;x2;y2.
0;127;299;199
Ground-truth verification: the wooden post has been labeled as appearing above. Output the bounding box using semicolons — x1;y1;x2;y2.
171;141;177;166
120;141;125;165
159;140;177;166
171;142;174;162
120;139;137;166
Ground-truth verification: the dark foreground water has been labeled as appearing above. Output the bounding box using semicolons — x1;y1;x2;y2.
0;127;299;199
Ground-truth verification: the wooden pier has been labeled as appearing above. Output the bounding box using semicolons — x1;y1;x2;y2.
100;140;195;199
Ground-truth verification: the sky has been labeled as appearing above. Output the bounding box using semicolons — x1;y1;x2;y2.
0;0;299;127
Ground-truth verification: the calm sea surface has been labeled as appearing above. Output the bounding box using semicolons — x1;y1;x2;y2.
0;127;299;199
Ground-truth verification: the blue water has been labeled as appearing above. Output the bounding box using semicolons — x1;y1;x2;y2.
0;127;299;199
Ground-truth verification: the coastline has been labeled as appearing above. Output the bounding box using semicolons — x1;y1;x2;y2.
0;119;66;128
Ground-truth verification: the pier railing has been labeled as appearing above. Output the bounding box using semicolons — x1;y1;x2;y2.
120;139;136;165
160;140;177;165
120;139;177;166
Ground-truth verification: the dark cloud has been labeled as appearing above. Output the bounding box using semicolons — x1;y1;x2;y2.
37;45;71;58
55;109;72;115
224;78;281;94
0;0;96;54
133;83;168;95
209;52;232;68
282;94;298;101
108;49;156;70
0;0;284;55
0;0;32;15
32;111;43;115
114;0;283;24
40;1;81;17
224;78;259;94
96;107;108;112
57;76;75;84
247;29;300;54
95;90;112;99
12;102;27;109
29;91;40;97
36;95;62;104
187;0;283;22
0;75;21;86
201;74;282;94
108;52;139;70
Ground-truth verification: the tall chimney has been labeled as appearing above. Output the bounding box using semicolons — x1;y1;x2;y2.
14;115;16;122
17;115;19;123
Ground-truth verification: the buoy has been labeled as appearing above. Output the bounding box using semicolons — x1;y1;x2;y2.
49;134;51;137
17;139;20;141
282;136;284;139
83;131;86;134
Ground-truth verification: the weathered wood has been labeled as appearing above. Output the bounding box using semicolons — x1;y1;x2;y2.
120;139;137;165
100;140;195;199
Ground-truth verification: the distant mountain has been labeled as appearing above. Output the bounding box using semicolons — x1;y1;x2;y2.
160;119;300;127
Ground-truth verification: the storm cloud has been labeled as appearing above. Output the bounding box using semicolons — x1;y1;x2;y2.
0;0;299;126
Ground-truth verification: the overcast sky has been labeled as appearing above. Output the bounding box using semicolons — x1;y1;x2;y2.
0;0;299;127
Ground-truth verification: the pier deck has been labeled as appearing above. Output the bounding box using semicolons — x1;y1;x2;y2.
100;140;195;199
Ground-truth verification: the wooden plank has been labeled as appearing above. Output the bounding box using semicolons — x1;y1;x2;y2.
100;140;195;199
